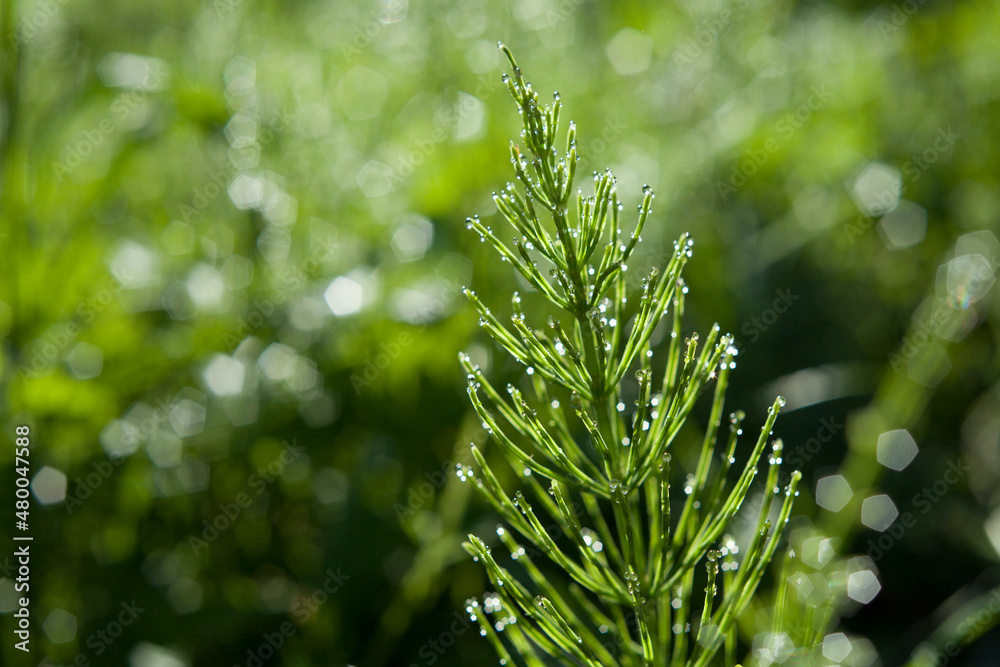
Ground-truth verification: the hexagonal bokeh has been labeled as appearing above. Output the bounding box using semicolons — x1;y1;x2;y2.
815;475;853;512
128;642;187;667
339;66;388;122
258;343;299;383
160;220;195;256
696;623;721;650
847;570;881;604
851;162;901;216
390;216;434;263
801;536;837;569
877;429;919;471
606;27;653;76
956;231;1000;271
228;173;262;210
356;159;393;198
946;253;995;308
878;200;927;249
223;55;255;96
823;632;852;662
42;608;77;644
185;264;226;312
221;255;254;290
31;466;68;505
66;342;104;380
793;572;829;607
223;112;257;149
752;632;794;665
202;355;245;396
147;433;183;468
324;276;364;316
445;0;485;39
861;494;899;532
169;388;207;438
906;342;952;388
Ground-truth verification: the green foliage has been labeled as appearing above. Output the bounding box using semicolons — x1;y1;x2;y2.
458;45;802;666
2;1;999;664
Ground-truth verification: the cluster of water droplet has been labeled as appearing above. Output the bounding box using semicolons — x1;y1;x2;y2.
580;527;604;553
719;537;740;572
455;462;476;484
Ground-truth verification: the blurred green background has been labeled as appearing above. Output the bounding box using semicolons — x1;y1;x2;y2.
1;0;999;665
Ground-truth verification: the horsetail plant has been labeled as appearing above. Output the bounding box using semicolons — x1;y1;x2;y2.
456;44;802;666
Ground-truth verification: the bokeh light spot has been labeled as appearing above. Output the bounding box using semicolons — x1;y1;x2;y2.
945;254;995;308
391;216;434;263
861;494;899;532
878;200;927;249
356;160;394;198
202;355;245;396
324;276;364;316
67;341;104;379
847;570;881;604
877;430;918;471
42;608;77;644
851;162;901;216
606;27;653;75
129;642;188;667
31;466;68;505
815;475;852;512
823;632;852;662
